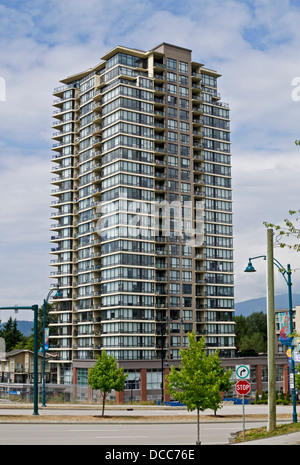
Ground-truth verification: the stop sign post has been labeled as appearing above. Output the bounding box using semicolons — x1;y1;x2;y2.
235;380;251;396
235;380;251;440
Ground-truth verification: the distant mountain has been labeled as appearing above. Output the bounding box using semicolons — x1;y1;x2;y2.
0;320;33;337
234;293;300;317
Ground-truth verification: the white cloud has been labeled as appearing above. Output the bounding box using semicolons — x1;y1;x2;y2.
0;149;51;317
0;0;300;318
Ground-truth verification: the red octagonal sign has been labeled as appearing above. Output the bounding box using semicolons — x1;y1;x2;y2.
235;379;251;396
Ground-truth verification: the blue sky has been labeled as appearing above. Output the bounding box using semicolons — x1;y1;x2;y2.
0;0;300;320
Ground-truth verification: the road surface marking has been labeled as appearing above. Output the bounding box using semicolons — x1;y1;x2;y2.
96;435;148;439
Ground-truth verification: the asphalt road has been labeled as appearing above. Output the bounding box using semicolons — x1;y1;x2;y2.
0;421;266;445
0;404;299;445
0;403;297;416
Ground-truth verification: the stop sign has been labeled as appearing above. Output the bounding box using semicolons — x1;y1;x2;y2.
235;379;251;396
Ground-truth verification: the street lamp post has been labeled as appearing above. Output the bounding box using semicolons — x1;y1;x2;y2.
0;305;39;415
160;320;168;405
159;317;173;405
159;318;183;405
244;229;297;428
285;264;297;423
42;288;61;407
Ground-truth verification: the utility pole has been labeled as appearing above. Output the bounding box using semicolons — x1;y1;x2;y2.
266;229;276;432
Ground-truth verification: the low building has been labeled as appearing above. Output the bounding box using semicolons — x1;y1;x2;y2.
73;353;289;403
0;350;51;384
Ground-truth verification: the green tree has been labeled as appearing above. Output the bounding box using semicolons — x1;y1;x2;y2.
166;331;232;444
285;390;291;404
264;209;300;251
88;351;127;416
0;317;25;351
279;389;285;403
37;302;55;349
14;333;34;351
261;390;267;403
235;312;267;354
295;373;300;392
239;332;266;354
0;303;55;352
255;390;259;403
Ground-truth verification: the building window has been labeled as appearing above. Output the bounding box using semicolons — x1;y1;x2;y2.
168;168;178;178
77;368;89;386
182;284;192;294
167;83;177;95
168;180;178;191
168;107;177;118
179;87;189;98
179;109;189;120
168;155;178;166
180;146;190;157
170;257;179;268
170;283;180;294
181;182;190;193
183;310;193;320
170;296;180;307
171;336;181;347
168;131;178;142
167;71;177;82
167;95;177;105
168;119;178;130
168;143;178;154
179;61;188;74
170;270;180;280
147;369;162;389
167;58;177;71
183;297;192;307
180;133;190;144
182;258;192;268
182;271;192;281
124;369;141;389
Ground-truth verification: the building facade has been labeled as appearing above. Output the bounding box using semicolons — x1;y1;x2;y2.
0;350;45;384
50;43;234;385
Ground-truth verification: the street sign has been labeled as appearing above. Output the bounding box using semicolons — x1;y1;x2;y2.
236;365;250;380
235;380;251;396
290;373;295;389
235;380;251;441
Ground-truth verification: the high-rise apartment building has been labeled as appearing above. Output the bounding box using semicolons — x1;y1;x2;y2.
50;43;234;388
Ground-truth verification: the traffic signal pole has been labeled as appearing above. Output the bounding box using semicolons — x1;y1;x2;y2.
0;305;39;415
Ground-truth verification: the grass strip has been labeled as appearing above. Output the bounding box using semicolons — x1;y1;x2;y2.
234;421;300;443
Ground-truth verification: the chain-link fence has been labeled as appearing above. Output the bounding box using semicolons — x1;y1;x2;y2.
0;383;161;404
0;383;104;404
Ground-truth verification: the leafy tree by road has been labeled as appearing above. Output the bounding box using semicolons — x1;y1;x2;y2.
166;331;232;444
0;303;55;352
264;209;300;251
88;351;127;416
235;312;267;355
0;317;25;351
295;372;300;392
